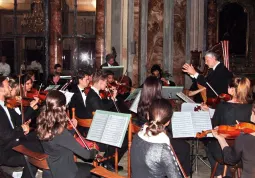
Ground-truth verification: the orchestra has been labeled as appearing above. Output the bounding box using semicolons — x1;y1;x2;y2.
1;47;255;178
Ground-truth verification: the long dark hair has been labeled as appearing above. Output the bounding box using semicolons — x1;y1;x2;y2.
145;98;173;136
137;76;162;121
37;90;67;141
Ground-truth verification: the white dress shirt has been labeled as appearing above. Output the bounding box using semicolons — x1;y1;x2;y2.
78;85;87;106
0;62;11;76
91;86;101;98
191;62;220;79
0;100;14;129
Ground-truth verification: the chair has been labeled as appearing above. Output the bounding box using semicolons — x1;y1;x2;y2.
127;119;141;178
210;139;242;178
13;145;124;178
72;108;119;173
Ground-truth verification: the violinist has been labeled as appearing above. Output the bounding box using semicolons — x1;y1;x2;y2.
0;76;45;178
8;77;39;122
205;77;252;177
212;103;255;178
86;70;127;171
47;72;61;86
37;90;98;178
20;74;33;96
151;64;175;86
69;70;91;120
182;51;233;98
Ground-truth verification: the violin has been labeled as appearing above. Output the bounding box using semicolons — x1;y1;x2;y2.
26;89;47;101
196;122;255;139
206;93;231;108
5;97;33;109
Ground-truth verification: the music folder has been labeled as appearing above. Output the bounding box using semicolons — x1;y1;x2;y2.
102;66;124;79
44;85;60;91
161;86;183;99
86;110;131;148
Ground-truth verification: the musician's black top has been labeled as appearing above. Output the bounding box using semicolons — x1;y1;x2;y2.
41;129;93;178
223;133;255;178
131;128;182;178
212;101;252;127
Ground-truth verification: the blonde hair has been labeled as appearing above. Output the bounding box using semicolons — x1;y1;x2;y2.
229;77;250;103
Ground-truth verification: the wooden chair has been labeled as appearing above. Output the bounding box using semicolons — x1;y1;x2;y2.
72;108;119;173
12;145;123;178
210;139;242;178
127;119;141;178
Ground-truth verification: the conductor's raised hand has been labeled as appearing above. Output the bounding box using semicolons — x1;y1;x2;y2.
182;63;197;75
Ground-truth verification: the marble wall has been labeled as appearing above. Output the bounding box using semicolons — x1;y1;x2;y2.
172;0;187;85
147;0;164;73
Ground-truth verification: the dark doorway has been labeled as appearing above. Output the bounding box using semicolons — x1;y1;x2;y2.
219;3;247;55
0;40;14;74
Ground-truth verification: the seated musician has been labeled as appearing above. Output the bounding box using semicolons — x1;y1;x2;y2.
137;76;191;175
54;63;62;74
100;53;119;68
36;90;98;178
182;51;233;98
0;76;45;178
20;74;33;96
212;102;255;178
8;77;39;122
86;70;127;171
69;70;91;132
47;72;61;86
131;98;182;178
204;77;252;177
151;64;175;86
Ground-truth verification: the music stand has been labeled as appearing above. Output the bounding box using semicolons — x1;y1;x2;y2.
124;88;141;102
102;66;124;79
161;86;183;99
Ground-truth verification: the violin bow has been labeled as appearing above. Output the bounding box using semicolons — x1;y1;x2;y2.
68;108;90;150
206;82;219;97
18;74;25;124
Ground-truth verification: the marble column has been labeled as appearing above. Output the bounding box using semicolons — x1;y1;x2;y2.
147;0;164;72
95;0;105;68
49;0;62;73
207;0;217;49
172;0;187;85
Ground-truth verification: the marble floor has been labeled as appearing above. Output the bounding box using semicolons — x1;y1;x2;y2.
1;141;213;177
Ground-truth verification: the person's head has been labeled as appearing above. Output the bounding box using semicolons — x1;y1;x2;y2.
76;70;90;89
52;72;60;84
21;74;33;92
145;98;173;136
37;90;67;141
105;54;115;65
54;64;62;73
27;71;35;82
0;76;11;98
151;64;162;78
105;70;115;83
251;102;255;123
92;70;108;90
1;56;6;64
228;77;250;103
83;65;94;82
9;78;19;97
137;76;162;120
204;51;219;69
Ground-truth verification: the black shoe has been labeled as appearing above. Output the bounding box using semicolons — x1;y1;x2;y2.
103;163;123;172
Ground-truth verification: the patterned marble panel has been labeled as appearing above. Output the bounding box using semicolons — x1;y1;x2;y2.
132;0;140;87
173;0;186;85
147;0;164;74
207;0;217;49
50;0;62;73
95;0;105;68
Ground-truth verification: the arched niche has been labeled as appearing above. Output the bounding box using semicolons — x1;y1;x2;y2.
218;2;248;57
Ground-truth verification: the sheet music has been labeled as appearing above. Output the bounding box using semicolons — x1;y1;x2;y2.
86;110;131;148
101;115;130;147
172;111;212;138
171;112;195;138
181;103;200;112
176;92;195;103
59;90;74;105
86;112;109;142
129;91;141;113
191;112;212;136
44;85;60;91
124;88;141;102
